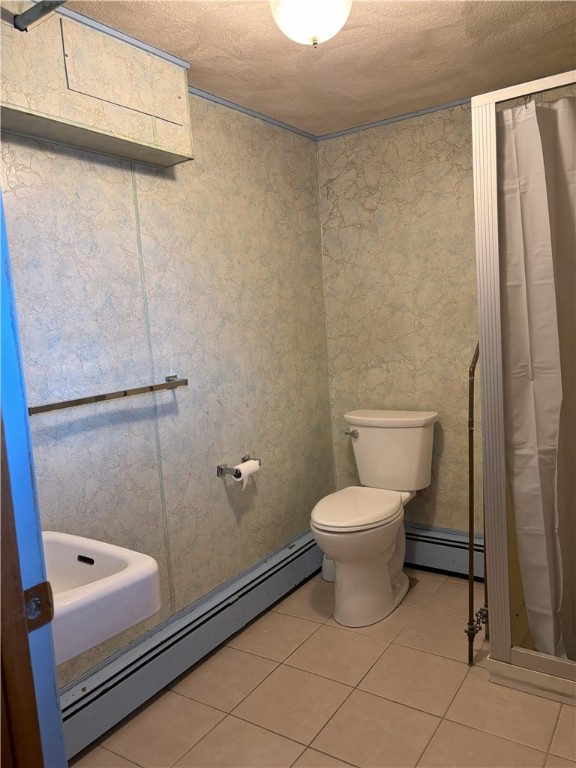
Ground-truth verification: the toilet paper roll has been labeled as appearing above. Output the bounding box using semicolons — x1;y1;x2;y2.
232;459;260;490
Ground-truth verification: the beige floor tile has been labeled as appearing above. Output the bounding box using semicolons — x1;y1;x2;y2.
546;755;576;768
174;715;304;767
403;574;445;608
293;748;357;767
445;666;561;751
227;611;320;661
405;568;446;582
423;580;485;619
285;624;388;686
446;574;483;585
172;646;277;711
273;576;334;624
473;639;490;667
101;690;224;767
71;745;139;767
312;689;439;767
359;643;468;716
418;719;546;767
233;664;351;744
325;604;418;642
550;705;576;761
394;607;470;662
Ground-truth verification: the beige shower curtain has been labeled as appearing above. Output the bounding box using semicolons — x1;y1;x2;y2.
497;97;575;659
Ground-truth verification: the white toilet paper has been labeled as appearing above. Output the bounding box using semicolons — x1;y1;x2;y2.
232;459;260;490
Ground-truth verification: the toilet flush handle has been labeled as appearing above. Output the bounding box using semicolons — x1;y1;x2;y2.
344;429;359;439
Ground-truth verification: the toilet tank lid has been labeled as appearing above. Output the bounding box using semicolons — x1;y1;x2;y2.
344;410;438;427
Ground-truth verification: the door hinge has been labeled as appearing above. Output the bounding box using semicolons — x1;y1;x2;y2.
24;581;54;632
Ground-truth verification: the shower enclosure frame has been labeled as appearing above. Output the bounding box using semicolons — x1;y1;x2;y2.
472;68;576;704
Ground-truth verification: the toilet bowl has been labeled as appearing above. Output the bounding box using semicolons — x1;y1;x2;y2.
310;409;437;627
311;486;411;626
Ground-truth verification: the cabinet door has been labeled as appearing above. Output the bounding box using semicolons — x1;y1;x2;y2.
61;18;189;128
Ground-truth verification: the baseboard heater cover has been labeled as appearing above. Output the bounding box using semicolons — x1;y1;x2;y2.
61;523;484;758
405;523;484;579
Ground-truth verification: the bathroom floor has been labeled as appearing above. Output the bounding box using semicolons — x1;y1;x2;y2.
72;568;575;768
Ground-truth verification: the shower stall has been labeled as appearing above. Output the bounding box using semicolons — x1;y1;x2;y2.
473;69;575;703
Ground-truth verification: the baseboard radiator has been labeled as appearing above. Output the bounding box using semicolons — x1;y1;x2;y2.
404;523;485;579
61;525;484;759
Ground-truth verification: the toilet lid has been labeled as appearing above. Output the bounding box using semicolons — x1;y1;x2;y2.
311;486;403;532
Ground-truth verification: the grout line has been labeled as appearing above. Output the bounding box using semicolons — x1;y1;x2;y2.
414;713;443;767
223;661;281;710
391;636;470;665
351;639;394;690
289;746;359;768
270;605;330;625
353;670;466;723
228;708;330;748
439;715;550;757
169;651;282;715
310;748;359;768
166;713;229;768
164;681;313;766
222;644;298;664
544;704;564;759
96;744;145;767
169;686;232;714
268;619;326;664
278;659;359;689
226;615;327;666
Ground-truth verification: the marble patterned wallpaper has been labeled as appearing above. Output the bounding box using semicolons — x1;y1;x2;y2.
318;104;483;531
1;93;334;684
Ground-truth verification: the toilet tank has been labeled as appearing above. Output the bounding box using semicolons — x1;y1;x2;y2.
344;410;438;491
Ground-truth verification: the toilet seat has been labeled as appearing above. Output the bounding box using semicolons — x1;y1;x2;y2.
311;486;403;533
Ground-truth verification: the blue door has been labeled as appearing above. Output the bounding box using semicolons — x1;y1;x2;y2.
1;197;67;767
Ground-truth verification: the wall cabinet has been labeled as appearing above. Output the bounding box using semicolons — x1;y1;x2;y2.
1;3;193;167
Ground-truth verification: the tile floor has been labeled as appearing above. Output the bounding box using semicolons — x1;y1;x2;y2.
72;568;575;768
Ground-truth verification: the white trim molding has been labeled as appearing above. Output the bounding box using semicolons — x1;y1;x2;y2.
488;657;576;707
472;98;511;663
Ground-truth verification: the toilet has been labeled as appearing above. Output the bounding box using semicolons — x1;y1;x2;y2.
310;409;438;627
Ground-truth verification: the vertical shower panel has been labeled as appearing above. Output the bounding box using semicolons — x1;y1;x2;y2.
472;70;576;698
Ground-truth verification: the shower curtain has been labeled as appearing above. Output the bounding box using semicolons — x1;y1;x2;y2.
497;97;575;659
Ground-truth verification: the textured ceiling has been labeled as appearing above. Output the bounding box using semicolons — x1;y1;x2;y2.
67;1;576;136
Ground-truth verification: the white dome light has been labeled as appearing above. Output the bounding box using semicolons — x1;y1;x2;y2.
269;0;353;47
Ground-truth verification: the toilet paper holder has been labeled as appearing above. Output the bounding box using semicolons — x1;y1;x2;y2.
217;455;261;478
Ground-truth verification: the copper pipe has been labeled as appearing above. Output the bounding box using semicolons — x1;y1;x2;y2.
466;342;480;665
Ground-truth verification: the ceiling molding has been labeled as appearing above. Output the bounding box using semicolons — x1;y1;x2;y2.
188;86;472;142
187;85;317;140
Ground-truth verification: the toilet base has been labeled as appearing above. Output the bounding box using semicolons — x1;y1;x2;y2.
310;508;409;628
333;565;409;628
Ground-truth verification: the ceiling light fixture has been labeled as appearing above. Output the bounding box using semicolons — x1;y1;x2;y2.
269;0;352;48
